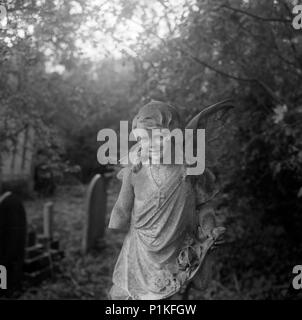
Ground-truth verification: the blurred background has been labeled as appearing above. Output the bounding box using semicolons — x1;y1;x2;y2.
0;0;302;299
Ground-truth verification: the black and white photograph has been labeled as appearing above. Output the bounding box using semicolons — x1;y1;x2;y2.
0;0;302;307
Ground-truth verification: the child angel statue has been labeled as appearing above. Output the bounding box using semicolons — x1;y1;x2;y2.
108;99;235;300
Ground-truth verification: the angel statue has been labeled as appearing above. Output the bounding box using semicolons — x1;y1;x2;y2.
108;99;235;300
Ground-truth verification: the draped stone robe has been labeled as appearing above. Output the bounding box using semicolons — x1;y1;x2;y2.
108;164;198;300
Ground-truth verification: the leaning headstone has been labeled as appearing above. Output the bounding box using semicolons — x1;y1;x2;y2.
82;174;107;254
0;192;27;296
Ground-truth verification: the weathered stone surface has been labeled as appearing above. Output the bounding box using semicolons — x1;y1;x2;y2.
82;174;107;254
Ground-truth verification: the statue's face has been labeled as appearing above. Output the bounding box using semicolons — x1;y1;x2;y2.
133;128;171;164
148;129;171;163
132;102;182;165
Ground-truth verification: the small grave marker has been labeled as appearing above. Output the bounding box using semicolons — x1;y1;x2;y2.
43;202;54;239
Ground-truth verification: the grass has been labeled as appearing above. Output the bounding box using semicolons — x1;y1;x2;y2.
20;178;126;300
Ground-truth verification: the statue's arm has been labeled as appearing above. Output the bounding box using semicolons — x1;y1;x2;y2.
108;167;134;230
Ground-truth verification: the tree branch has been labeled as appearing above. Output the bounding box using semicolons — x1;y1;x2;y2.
220;4;291;23
178;43;283;105
124;9;285;105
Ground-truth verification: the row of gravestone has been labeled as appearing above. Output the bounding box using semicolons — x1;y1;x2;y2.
0;174;107;297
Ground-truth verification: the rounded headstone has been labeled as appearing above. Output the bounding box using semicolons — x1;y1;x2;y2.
0;192;27;295
82;174;107;254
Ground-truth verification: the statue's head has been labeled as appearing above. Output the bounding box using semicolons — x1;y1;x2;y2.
132;100;182;131
131;101;182;166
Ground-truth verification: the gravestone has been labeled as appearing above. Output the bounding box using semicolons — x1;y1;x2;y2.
0;192;27;296
43;202;54;240
82;174;107;254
